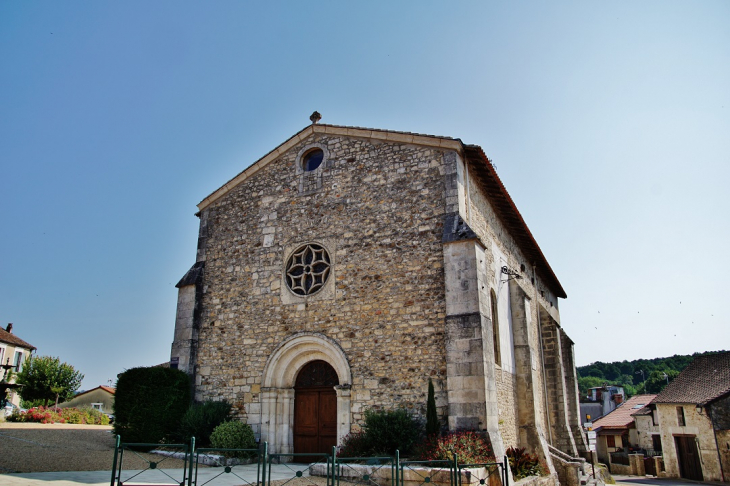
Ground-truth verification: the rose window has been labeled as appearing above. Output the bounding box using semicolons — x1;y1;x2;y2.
285;244;331;296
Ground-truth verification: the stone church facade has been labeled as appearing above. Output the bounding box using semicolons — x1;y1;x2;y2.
170;122;586;465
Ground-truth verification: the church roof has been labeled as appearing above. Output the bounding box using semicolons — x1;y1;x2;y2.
198;123;566;299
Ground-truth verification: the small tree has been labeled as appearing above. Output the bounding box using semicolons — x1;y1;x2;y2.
16;356;84;406
426;379;439;437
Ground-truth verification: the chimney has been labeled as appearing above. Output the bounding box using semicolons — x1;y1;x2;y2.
6;323;12;333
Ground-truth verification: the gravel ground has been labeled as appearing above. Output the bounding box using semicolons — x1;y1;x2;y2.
0;422;193;474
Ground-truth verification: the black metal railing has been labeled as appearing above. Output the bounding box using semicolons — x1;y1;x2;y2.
111;436;509;486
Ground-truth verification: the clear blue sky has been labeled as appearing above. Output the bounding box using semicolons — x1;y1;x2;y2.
1;2;728;390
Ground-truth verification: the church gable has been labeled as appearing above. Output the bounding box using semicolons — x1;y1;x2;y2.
191;129;455;423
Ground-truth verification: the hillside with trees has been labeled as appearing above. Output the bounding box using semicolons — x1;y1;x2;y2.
577;350;726;399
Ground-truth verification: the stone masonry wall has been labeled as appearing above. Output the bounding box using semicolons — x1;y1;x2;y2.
496;367;519;448
193;133;453;432
541;316;578;455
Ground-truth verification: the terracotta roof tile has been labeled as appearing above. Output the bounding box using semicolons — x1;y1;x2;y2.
73;385;116;399
0;328;36;351
652;352;730;406
592;395;657;430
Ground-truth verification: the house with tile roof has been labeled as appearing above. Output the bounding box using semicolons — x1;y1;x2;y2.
648;351;730;482
0;323;36;409
58;385;116;416
590;394;656;467
169;119;588;481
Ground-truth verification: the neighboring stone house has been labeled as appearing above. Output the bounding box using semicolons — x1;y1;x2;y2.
646;352;730;482
631;405;661;453
0;323;36;408
590;394;656;467
58;386;115;416
169;121;587;469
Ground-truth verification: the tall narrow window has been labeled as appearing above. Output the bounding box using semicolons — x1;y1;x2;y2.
677;406;686;426
490;289;501;365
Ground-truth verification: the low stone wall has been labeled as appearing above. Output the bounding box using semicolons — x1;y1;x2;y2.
608;453;645;477
311;463;502;486
608;462;631;475
513;473;559;486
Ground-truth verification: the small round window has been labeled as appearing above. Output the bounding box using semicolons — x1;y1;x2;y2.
302;149;324;172
285;243;331;296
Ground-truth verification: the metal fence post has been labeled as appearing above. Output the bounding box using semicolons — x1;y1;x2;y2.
187;436;195;486
502;456;512;486
110;435;120;486
262;441;268;486
331;446;337;486
395;450;400;486
453;453;458;486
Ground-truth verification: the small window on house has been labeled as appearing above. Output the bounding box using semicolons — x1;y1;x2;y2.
607;435;616;447
677;406;685;426
652;434;662;451
490;289;501;365
302;149;324;172
91;403;103;411
14;351;23;371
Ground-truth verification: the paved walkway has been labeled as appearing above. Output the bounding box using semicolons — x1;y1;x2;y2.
613;474;727;486
1;463;314;486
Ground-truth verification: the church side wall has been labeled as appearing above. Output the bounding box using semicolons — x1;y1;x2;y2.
462;162;555;444
192;133;452;437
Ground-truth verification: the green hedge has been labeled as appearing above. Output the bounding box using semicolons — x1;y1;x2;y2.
176;400;232;447
113;366;191;444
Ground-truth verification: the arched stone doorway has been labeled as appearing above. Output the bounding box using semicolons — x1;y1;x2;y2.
293;360;339;454
261;332;352;454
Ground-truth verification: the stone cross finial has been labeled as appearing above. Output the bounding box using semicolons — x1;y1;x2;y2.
310;111;322;124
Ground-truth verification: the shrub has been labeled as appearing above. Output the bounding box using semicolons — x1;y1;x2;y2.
418;431;494;464
506;447;544;479
177;400;232;447
7;406;109;425
210;420;256;457
113;366;191;444
337;431;370;457
20;398;46;409
363;408;422;456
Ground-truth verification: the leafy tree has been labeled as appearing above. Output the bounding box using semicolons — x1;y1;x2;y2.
15;356;84;406
637;370;679;394
578;350;726;398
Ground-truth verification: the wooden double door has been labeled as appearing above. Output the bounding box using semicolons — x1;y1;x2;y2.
293;360;339;456
674;435;703;481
